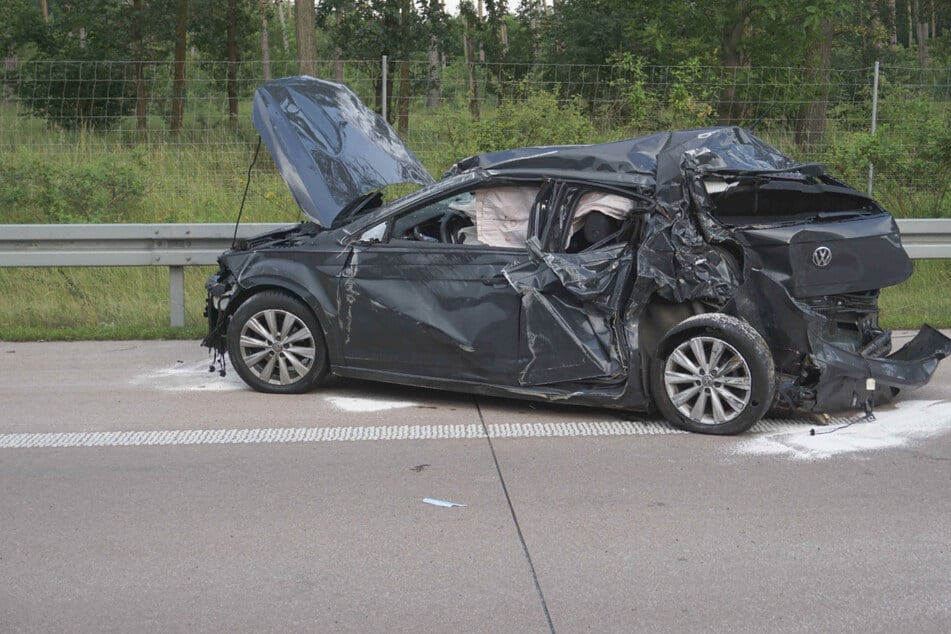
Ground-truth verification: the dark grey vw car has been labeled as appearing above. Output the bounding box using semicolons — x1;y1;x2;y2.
202;76;950;434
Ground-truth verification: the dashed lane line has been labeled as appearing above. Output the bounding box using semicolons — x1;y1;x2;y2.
0;418;822;449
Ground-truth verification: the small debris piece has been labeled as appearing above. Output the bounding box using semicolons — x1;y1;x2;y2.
410;464;430;472
423;498;466;508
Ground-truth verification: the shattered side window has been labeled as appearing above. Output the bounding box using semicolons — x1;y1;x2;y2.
564;191;639;253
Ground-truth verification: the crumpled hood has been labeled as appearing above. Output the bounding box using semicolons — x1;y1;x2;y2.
252;76;434;227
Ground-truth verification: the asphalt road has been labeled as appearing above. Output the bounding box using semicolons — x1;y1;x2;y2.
1;335;950;633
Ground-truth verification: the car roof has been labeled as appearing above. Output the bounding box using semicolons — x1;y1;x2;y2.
447;127;808;202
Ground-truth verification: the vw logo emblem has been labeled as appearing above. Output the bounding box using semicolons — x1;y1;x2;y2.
812;246;832;268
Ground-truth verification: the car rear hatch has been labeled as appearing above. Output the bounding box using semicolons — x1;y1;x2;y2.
710;179;913;297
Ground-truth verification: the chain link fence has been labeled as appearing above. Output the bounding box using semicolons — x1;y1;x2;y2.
1;58;948;224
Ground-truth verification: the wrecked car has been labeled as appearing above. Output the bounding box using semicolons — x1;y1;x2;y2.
202;76;951;435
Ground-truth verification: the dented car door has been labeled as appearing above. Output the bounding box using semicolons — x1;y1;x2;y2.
338;236;526;385
503;183;640;386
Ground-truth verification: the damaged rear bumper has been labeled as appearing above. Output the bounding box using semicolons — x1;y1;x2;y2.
796;325;951;412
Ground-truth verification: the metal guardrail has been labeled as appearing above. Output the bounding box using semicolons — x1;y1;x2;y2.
0;223;289;328
1;219;949;327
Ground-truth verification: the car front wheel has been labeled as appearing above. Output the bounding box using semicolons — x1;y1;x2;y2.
226;291;328;394
650;314;774;435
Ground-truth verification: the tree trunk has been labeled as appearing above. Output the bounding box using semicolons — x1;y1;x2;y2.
227;0;239;122
276;1;291;54
295;0;317;76
397;60;410;136
133;0;147;132
170;0;187;134
795;19;833;149
931;0;938;39
887;0;898;45
869;0;882;49
427;36;441;108
907;0;913;48
464;18;479;120
40;0;49;22
259;0;272;81
917;22;928;69
334;10;344;82
716;0;749;125
915;0;929;67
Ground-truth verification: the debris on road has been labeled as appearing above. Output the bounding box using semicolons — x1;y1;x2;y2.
423;498;467;508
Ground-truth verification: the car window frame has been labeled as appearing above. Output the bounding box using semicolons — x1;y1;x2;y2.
357;176;550;251
534;180;653;254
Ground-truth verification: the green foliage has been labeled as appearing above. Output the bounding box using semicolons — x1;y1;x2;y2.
470;88;597;152
10;0;179;130
0;147;148;223
826;82;951;217
0;0;44;57
607;53;717;133
190;0;260;89
16;60;137;130
608;54;653;129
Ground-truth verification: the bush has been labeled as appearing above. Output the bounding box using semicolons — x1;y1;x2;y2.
0;148;148;223
470;88;597;152
16;59;137;130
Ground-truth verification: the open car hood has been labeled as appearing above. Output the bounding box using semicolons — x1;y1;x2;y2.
252;76;434;227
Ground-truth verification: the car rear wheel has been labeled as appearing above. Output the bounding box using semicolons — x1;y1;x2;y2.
226;291;328;394
650;314;774;435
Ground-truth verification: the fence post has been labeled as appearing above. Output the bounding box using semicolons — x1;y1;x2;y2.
169;266;185;328
867;60;880;196
381;55;388;121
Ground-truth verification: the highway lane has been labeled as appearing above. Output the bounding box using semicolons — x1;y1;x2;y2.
1;337;950;632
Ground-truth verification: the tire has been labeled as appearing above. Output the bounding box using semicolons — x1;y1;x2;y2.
649;314;774;435
226;291;329;394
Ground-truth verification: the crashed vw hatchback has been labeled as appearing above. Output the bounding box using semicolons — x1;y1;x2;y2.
203;76;951;435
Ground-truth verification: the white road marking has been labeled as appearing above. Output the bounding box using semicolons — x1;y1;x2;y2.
0;419;813;450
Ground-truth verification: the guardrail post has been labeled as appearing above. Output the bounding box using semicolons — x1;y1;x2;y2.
169;266;185;328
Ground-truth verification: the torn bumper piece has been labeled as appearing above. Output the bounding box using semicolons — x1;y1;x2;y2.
804;325;951;411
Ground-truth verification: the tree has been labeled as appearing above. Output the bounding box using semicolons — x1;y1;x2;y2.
419;0;451;108
794;2;846;149
171;0;187;133
190;0;259;123
716;0;753;125
15;0;141;130
914;0;929;67
259;0;272;81
317;1;431;119
296;0;318;75
0;1;45;58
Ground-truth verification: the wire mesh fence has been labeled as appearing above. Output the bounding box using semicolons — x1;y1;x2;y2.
1;58;948;224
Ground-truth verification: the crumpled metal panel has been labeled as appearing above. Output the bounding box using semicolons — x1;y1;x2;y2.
807;324;951;410
503;238;633;386
252;76;434;227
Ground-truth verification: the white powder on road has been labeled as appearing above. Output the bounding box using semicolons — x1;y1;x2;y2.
128;361;951;460
735;399;951;460
130;360;247;392
325;396;420;412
